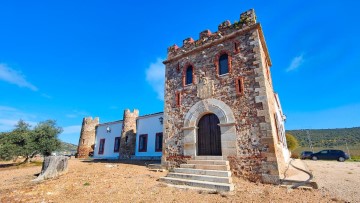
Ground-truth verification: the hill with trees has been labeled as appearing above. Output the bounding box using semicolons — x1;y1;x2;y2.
287;127;360;148
59;142;77;152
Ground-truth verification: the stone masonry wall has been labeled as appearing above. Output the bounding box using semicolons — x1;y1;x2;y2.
119;109;139;159
162;9;288;184
77;117;99;158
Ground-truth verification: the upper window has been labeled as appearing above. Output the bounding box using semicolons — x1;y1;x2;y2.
185;66;193;85
139;134;148;152
114;137;120;152
219;54;229;75
98;138;105;154
155;133;163;152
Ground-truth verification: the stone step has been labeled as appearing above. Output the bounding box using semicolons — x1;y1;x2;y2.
174;168;231;177
180;164;230;171
159;177;234;191
188;160;229;165
195;156;223;160
167;172;232;184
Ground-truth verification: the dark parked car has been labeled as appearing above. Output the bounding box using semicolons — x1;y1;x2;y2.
300;151;313;159
311;150;349;162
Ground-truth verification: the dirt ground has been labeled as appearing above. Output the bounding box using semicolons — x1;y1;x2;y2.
304;160;360;203
0;159;342;203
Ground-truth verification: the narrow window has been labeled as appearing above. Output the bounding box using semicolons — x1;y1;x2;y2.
155;133;163;152
234;42;239;53
82;139;85;145
235;77;244;95
175;92;181;107
185;66;193;85
219;54;229;75
139;134;148;152
98;139;105;154
114;137;120;152
125;136;128;144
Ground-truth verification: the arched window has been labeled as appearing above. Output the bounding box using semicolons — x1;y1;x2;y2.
185;66;193;85
219;54;229;75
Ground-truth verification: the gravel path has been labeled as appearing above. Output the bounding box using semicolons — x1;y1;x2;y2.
304;160;360;202
0;159;338;202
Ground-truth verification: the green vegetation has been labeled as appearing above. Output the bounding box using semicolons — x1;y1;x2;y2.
286;133;299;151
0;120;63;162
60;142;78;152
287;127;360;157
287;127;360;147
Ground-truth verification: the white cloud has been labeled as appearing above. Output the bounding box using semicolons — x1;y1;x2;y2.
0;119;37;132
145;58;165;100
62;125;81;134
286;54;305;72
0;105;38;131
0;64;38;91
41;93;52;99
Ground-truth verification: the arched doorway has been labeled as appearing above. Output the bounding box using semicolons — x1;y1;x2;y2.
197;113;222;156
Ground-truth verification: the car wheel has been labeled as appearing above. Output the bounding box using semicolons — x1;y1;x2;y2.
338;157;345;162
312;156;318;161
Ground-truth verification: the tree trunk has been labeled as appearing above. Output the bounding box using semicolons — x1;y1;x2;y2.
33;156;69;181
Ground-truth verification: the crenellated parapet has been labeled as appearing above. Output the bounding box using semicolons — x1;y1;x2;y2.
167;9;257;59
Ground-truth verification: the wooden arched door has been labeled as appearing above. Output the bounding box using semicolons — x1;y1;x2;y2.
197;113;222;156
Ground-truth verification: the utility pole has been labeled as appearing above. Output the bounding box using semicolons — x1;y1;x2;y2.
306;130;314;152
345;140;351;160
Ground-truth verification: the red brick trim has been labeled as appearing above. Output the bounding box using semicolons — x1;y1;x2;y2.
155;132;163;152
175;91;181;107
138;134;148;152
214;50;232;77
182;62;196;87
98;138;105;154
233;40;240;54
235;76;244;95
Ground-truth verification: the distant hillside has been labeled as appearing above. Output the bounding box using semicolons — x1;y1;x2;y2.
287;127;360;147
60;142;78;152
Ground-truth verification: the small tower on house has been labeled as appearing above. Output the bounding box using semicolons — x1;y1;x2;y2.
119;109;139;158
77;117;99;158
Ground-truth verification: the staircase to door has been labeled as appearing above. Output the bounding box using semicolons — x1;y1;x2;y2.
159;156;234;191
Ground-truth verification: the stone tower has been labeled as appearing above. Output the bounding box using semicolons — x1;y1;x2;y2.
162;9;288;184
119;109;139;158
77;117;99;158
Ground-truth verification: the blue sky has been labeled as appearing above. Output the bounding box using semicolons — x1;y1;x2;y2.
0;1;359;145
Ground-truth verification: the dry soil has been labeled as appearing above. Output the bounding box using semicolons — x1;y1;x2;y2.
304;160;360;203
0;159;345;203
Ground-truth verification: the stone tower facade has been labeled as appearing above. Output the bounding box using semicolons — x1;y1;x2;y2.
162;9;288;184
77;117;99;158
119;109;139;158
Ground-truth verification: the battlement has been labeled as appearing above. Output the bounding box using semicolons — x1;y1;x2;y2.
83;117;99;125
166;9;257;60
124;109;139;118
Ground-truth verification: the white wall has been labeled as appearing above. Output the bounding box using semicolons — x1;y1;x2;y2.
274;94;290;163
135;113;163;157
93;121;122;159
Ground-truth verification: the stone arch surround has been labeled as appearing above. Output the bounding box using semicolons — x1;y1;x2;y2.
182;98;238;159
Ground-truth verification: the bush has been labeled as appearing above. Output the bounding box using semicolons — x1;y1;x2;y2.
286;133;299;151
291;153;299;159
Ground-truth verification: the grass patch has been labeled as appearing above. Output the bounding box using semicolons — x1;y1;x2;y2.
83;182;90;186
31;161;43;166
